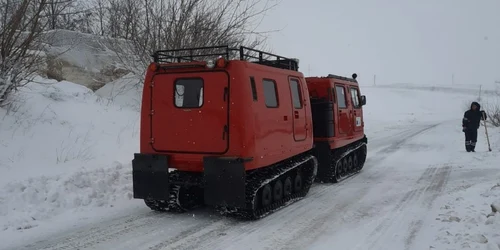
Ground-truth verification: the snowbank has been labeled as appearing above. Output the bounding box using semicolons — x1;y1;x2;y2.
0;162;132;232
39;29;135;90
95;73;143;111
0;75;139;233
432;180;500;249
41;29;129;74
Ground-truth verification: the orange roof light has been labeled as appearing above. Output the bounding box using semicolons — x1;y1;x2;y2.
216;57;226;68
148;62;159;72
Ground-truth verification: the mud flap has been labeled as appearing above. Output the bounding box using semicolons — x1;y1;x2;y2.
132;153;170;200
203;157;247;208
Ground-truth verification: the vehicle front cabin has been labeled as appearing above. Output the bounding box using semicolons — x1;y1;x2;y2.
306;73;366;149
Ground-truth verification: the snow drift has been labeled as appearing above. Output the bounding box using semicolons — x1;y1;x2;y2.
0;75;139;234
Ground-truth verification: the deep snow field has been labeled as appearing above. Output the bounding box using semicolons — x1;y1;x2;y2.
0;75;499;250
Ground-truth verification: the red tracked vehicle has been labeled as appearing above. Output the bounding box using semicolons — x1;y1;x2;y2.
132;46;367;219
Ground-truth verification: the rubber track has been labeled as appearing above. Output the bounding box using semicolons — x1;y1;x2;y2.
225;154;318;220
145;155;318;220
321;141;367;183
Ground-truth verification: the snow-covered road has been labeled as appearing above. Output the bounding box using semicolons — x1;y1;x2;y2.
11;119;496;250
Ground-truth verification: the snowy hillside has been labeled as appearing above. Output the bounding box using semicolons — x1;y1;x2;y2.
0;77;499;250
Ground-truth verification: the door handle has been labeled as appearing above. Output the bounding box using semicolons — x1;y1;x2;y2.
294;111;299;119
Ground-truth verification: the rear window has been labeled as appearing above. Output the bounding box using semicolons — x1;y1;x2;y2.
174;78;204;108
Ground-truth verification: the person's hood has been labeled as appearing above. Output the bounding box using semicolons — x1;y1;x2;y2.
471;101;481;110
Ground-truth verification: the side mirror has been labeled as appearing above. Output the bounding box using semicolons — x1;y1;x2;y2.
360;95;366;106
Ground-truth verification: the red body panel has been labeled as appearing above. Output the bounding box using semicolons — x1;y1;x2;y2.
140;61;314;172
305;76;365;149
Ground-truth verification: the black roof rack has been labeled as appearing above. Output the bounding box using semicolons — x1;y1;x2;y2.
327;73;358;83
152;45;299;71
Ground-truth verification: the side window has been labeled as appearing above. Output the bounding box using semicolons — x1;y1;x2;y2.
335;85;347;108
350;87;360;108
263;79;278;108
250;76;258;101
174;78;203;108
289;78;302;109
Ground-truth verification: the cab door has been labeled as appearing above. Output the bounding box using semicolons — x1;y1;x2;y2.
334;85;350;135
150;72;229;154
289;77;307;141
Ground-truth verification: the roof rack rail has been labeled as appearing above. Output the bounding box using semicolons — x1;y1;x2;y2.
151;45;299;71
327;73;358;83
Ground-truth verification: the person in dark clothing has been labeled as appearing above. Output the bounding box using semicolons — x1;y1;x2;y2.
462;101;487;152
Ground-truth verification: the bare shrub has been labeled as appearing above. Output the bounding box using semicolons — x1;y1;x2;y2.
0;0;51;105
103;0;280;78
56;127;95;164
483;98;500;127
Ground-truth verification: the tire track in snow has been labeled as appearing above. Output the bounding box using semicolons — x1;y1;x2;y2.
22;211;224;250
22;212;158;250
404;165;452;250
305;123;441;200
353;165;451;250
148;219;239;250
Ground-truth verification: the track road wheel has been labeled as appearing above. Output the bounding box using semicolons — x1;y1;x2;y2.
283;177;292;197
343;158;348;174
175;185;204;211
261;184;272;208
336;160;343;178
294;173;303;193
224;154;317;220
353;154;359;171
347;155;353;173
273;180;283;202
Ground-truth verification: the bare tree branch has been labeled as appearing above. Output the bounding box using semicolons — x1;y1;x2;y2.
98;0;281;80
0;0;51;105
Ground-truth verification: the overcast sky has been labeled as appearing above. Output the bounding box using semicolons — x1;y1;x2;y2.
258;0;499;87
